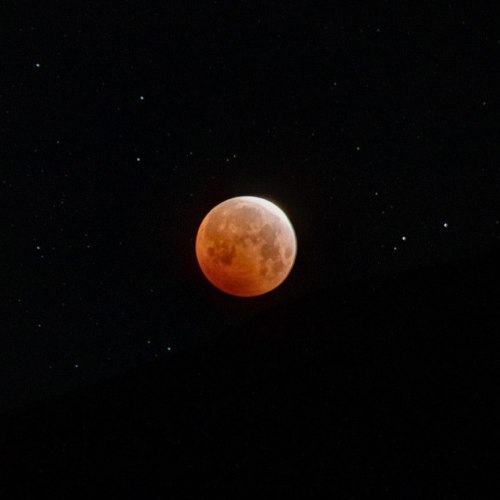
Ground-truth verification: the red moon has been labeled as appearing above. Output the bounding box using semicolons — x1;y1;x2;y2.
195;196;297;297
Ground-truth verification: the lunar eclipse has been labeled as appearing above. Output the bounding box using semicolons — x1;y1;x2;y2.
195;196;297;297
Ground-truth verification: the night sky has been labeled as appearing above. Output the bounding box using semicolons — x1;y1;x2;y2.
2;1;499;496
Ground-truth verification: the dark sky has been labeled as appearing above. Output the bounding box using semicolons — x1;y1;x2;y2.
3;1;499;412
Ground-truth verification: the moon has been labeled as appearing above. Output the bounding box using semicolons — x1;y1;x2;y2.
195;196;297;297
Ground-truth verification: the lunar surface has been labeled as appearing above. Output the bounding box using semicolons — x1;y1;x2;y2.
195;196;297;297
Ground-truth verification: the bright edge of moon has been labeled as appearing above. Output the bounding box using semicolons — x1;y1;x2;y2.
195;196;297;297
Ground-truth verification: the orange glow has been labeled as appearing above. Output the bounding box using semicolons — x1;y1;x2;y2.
196;196;297;297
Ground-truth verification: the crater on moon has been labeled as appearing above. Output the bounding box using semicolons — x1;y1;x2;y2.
195;196;297;297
